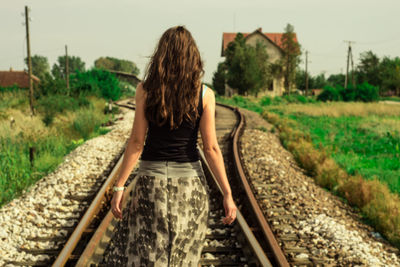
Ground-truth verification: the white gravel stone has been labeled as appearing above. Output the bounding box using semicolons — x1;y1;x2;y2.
237;109;400;267
298;213;398;266
0;106;134;266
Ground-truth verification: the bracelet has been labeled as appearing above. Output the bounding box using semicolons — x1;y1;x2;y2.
113;186;125;192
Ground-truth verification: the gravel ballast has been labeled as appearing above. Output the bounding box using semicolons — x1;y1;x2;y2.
0;106;134;266
238;108;400;266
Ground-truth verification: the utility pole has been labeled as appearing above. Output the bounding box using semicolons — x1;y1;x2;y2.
65;45;70;95
350;48;355;86
25;6;35;116
305;50;309;97
344;40;355;88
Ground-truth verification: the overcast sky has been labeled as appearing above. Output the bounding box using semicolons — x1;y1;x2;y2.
1;0;399;83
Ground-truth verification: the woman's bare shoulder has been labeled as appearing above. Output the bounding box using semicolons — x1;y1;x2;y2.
202;84;215;109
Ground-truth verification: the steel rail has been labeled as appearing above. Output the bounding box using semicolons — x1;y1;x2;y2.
218;103;290;267
73;102;273;266
54;100;289;266
76;168;137;266
52;100;133;266
52;155;124;267
198;149;272;267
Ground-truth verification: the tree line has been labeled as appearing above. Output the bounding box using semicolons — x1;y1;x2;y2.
24;55;140;100
296;51;400;96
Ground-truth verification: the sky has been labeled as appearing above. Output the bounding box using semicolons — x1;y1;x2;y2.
1;0;400;84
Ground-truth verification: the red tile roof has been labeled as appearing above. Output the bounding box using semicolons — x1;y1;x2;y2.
222;28;298;56
0;69;40;88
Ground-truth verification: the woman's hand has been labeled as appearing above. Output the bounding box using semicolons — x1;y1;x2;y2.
111;191;124;220
222;194;237;225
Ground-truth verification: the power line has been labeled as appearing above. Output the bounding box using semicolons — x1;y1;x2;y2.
356;36;400;45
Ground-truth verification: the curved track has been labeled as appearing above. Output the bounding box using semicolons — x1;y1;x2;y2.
45;98;290;266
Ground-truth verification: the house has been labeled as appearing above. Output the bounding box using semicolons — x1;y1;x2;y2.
310;88;323;96
221;27;298;97
0;68;40;89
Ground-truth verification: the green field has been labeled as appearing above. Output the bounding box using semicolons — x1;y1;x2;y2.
217;95;400;196
285;114;399;194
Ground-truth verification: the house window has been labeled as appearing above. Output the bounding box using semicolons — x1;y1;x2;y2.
268;80;273;91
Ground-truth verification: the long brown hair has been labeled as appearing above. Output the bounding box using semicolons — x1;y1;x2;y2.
142;25;204;130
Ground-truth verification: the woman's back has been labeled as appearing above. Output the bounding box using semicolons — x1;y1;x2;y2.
140;84;206;162
111;25;236;267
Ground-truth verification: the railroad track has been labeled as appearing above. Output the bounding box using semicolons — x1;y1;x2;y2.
71;100;289;266
9;98;290;266
3;107;130;266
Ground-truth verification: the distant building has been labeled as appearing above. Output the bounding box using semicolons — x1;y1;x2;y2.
0;68;40;88
310;88;323;96
221;27;299;97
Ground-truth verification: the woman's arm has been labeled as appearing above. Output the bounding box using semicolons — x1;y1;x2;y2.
114;82;148;187
199;87;236;224
111;82;148;219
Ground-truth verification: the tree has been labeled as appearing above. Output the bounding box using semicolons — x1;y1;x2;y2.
225;33;256;95
280;23;301;95
52;55;85;80
295;68;307;91
224;33;271;96
212;62;227;96
327;73;346;87
356;51;381;86
296;70;327;91
380;56;400;96
313;73;327;89
24;55;50;81
94;57;140;76
253;41;272;96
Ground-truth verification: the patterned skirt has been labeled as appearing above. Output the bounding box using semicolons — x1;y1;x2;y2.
125;160;210;267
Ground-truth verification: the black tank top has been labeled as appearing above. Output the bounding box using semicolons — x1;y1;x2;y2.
140;84;205;162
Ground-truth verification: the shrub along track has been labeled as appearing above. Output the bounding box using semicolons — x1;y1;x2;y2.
0;100;134;267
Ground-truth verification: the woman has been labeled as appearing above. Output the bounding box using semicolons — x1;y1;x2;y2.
110;25;237;266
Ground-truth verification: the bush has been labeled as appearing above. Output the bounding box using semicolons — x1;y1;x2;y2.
71;69;121;101
119;81;136;98
37;94;92;125
37;94;80;113
319;82;379;103
357;82;379;102
340;84;357;101
42;110;55;126
259;96;272;106
272;96;285;105
317;85;341;102
295;95;308;103
36;73;66;97
72;106;106;140
282;95;298;103
0;84;21;93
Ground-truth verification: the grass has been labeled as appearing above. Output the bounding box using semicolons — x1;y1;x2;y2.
217;94;400;248
267;101;400;117
0;92;114;207
380;96;400;102
280;114;400;195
